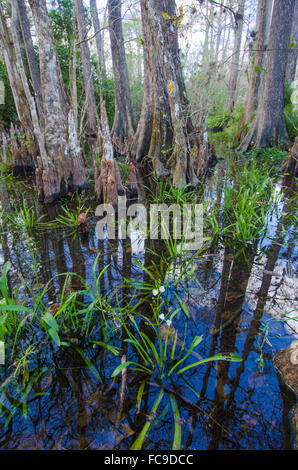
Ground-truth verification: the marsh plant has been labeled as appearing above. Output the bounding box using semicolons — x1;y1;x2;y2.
0;251;242;448
146;176;199;206
208;158;278;251
41;192;90;232
110;285;241;450
6;200;44;233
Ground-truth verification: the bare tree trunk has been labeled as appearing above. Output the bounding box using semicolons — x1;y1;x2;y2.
215;1;224;61
70;6;78;129
202;2;210;72
94;101;124;208
239;0;295;151
226;0;245;112
0;5;32;135
108;0;136;152
89;0;106;75
286;0;298;84
132;0;216;186
74;0;101;143
29;0;87;203
16;0;44;128
236;0;269;141
131;0;172;166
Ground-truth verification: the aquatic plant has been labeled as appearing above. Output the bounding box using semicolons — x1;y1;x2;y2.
110;287;241;450
208;158;277;252
6;200;44;233
146;176;198;205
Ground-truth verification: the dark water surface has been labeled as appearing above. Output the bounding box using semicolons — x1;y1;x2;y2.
0;155;297;450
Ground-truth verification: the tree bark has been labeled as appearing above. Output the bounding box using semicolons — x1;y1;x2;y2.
0;5;32;135
28;0;87;203
283;136;298;177
131;0;172;168
70;6;78;129
286;0;298;84
16;0;44;128
108;0;136;152
89;0;106;75
74;0;101;142
226;0;245;112
239;0;295;151
94;101;124;208
236;0;269;141
132;0;216;186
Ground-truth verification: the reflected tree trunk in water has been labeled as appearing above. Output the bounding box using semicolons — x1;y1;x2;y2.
208;249;256;449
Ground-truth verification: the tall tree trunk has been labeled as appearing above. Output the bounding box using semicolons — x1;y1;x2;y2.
16;0;44;128
28;0;87;203
215;1;224;62
70;6;78;129
132;0;216;186
108;0;136;152
286;0;298;84
202;2;210;72
89;0;106;75
94;101;124;208
239;0;295;151
131;0;172;166
236;0;269;141
0;2;36;171
0;5;32;135
226;0;245;112
74;0;101;143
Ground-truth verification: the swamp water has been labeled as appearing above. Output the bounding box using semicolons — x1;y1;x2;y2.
0;153;297;450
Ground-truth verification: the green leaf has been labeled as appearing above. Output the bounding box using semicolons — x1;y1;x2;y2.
170;394;181;450
91;340;120;356
48;327;61;347
42;311;59;331
136;380;146;414
111;361;136;378
169;335;203;375
162;12;170;20
75;347;102;382
130;389;164;450
0;304;32;313
177;353;242;374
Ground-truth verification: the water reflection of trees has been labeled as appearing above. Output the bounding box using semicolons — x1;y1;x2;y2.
0;175;297;450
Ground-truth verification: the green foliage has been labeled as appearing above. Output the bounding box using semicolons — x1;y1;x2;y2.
208;105;245;147
41;192;90;233
146;176;198;206
5;200;44;234
48;0;115;134
0;61;17;127
284;80;298;142
245;147;288;172
207;111;232;132
208;156;278;252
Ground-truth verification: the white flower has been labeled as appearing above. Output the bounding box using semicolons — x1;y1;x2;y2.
152;289;159;297
159;286;165;293
159;314;165;321
166;319;172;326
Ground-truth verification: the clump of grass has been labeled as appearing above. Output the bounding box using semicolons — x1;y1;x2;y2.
118;159;130;184
146;176;198;205
208;157;277;251
110;279;241;450
6;200;44;233
41;192;90;231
